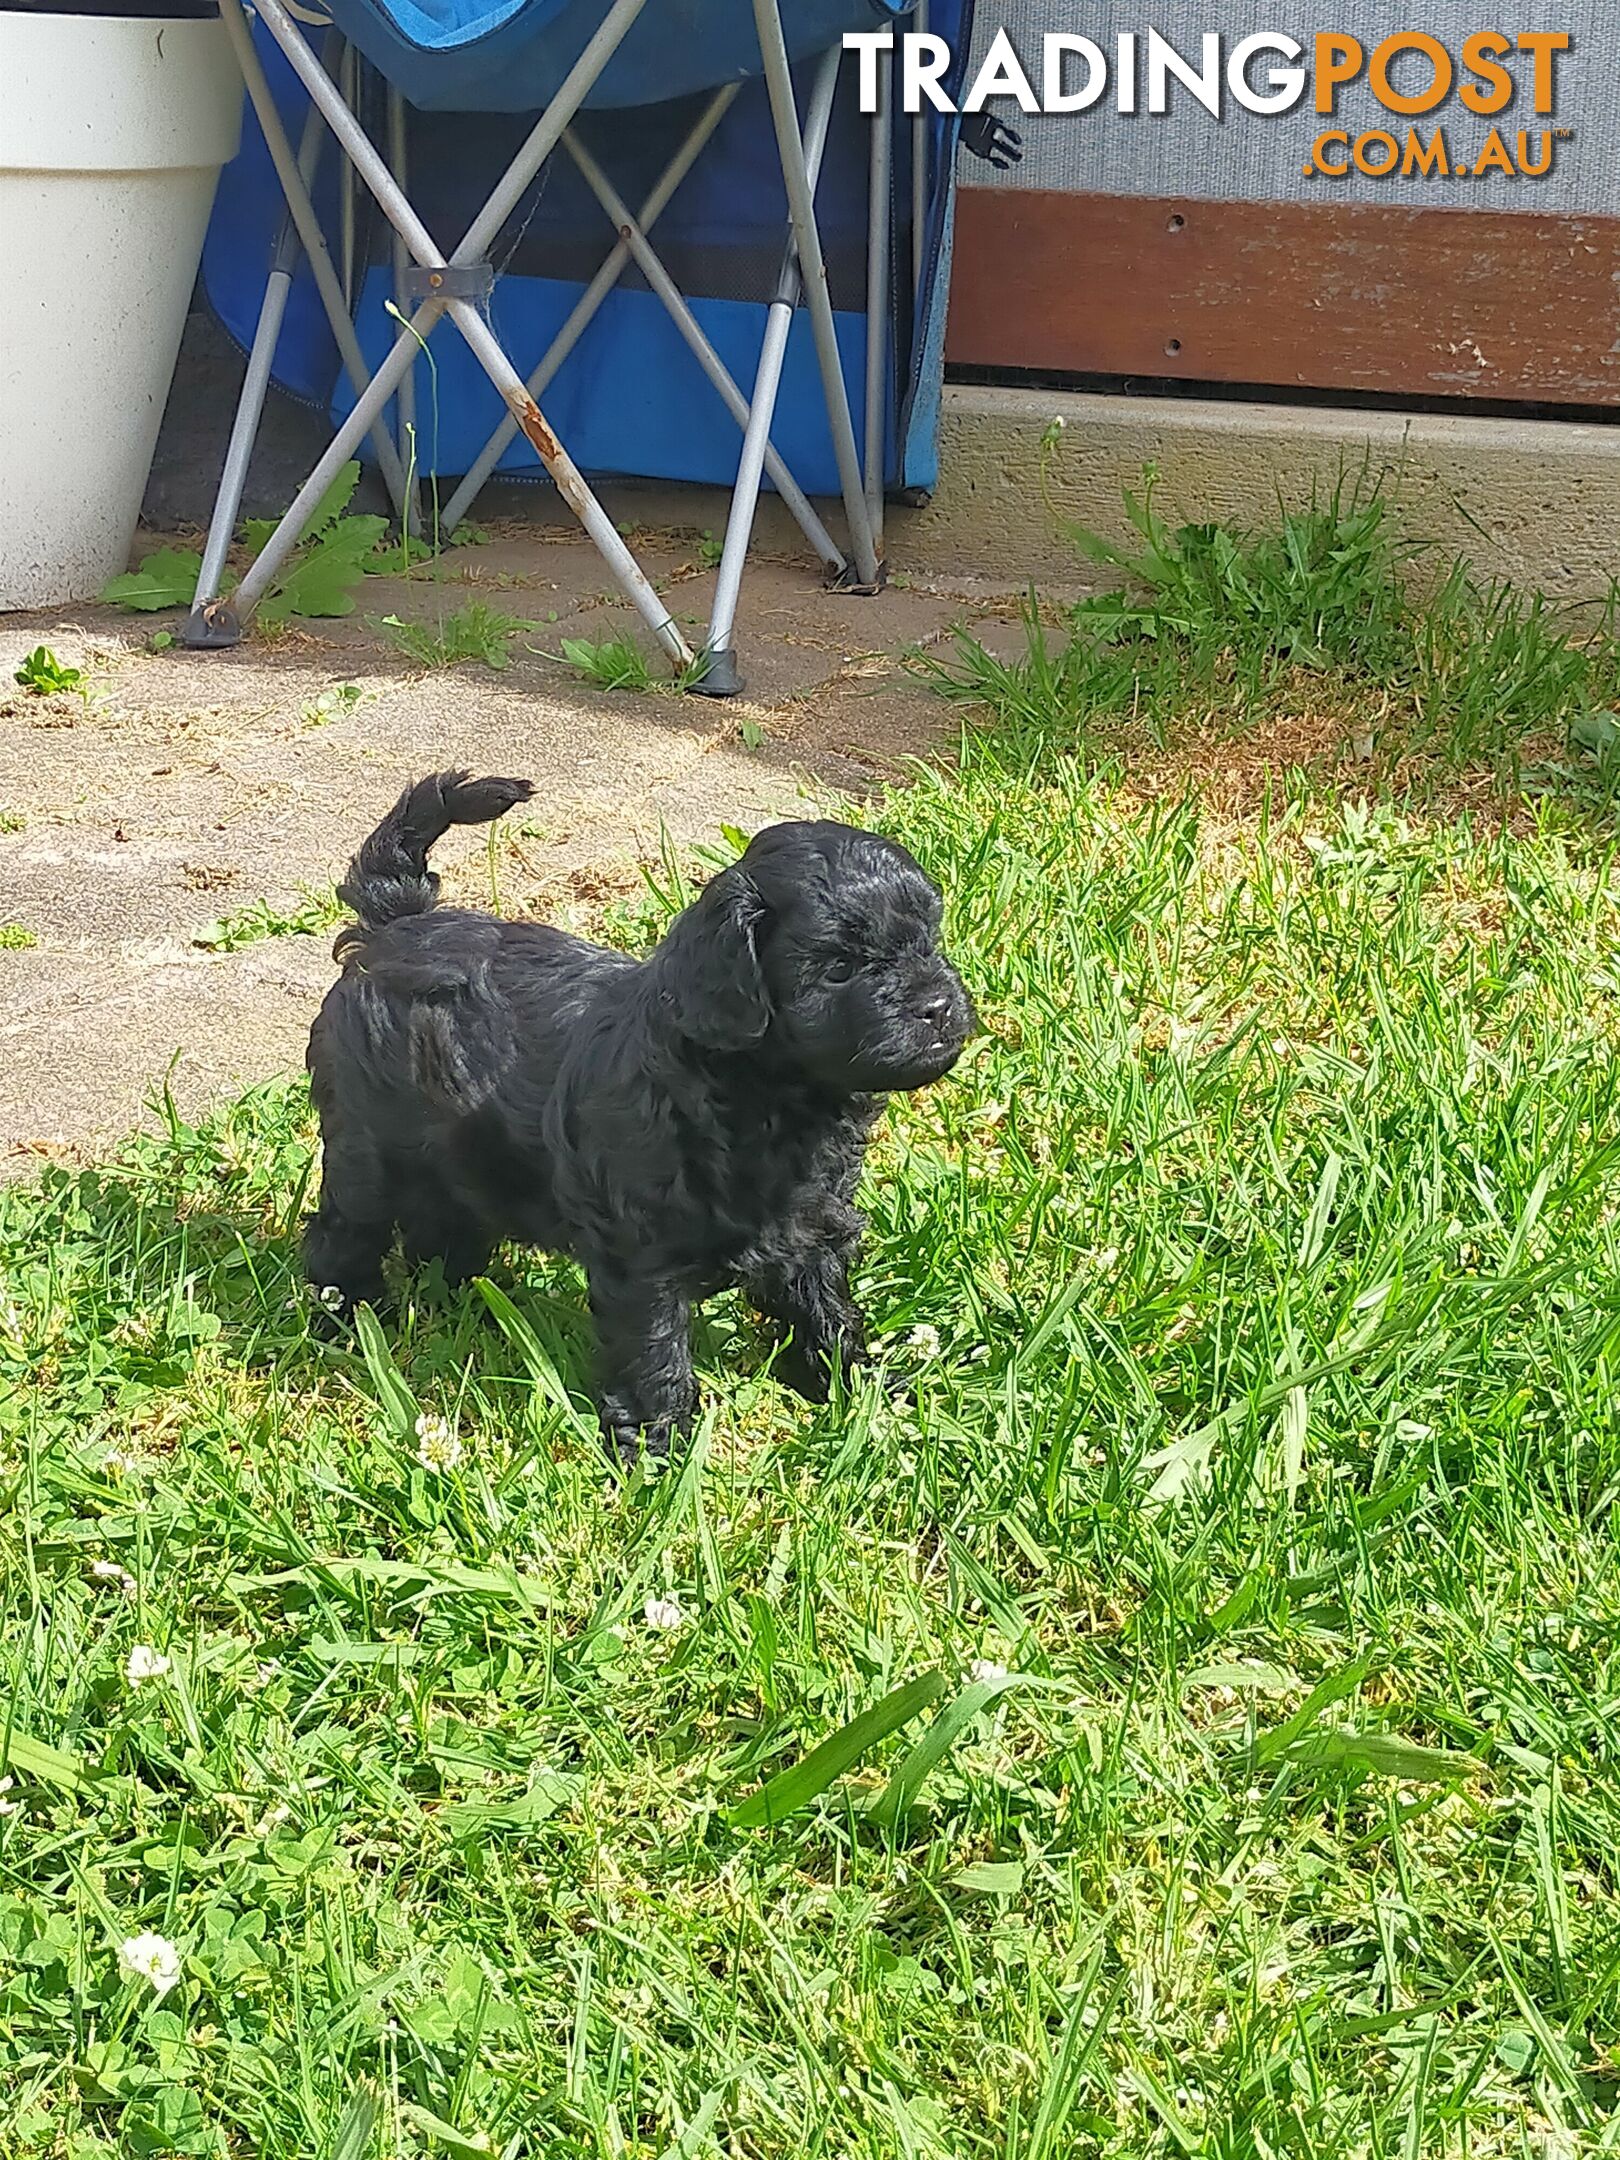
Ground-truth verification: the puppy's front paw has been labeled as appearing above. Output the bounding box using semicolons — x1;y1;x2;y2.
774;1333;868;1405
601;1427;677;1475
598;1395;686;1472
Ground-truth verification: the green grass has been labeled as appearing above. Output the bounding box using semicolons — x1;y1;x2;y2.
552;636;717;697
924;461;1620;791
554;632;658;693
383;604;537;672
0;923;39;951
6;689;1620;2154
193;888;346;955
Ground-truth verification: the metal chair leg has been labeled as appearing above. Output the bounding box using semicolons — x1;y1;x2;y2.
753;0;882;590
187;36;341;636
864;40;893;558
194;0;691;669
694;44;845;697
209;0;409;510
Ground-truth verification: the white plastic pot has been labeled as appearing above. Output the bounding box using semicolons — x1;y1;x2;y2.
0;14;241;607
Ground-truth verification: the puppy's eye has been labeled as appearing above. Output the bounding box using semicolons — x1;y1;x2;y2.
823;957;860;985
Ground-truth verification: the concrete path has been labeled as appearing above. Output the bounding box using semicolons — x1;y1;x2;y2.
0;522;1014;1171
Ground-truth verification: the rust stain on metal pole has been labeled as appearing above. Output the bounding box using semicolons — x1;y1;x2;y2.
505;388;562;467
506;389;609;529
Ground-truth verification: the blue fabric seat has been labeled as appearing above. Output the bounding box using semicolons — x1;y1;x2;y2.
333;0;913;112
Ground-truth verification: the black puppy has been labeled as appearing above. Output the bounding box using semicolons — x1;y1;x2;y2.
303;772;976;1458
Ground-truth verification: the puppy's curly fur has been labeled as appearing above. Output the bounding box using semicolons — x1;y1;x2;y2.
303;772;976;1458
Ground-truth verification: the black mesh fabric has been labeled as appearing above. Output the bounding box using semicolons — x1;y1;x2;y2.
350;65;898;316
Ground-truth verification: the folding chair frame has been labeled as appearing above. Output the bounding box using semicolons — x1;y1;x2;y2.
183;0;900;695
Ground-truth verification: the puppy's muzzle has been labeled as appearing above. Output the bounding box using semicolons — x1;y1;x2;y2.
904;965;977;1084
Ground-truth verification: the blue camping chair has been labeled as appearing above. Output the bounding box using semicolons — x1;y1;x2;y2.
185;0;970;692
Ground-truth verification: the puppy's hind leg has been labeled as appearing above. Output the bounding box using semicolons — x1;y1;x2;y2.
303;1134;394;1315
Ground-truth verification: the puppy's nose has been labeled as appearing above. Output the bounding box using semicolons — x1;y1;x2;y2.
921;982;972;1036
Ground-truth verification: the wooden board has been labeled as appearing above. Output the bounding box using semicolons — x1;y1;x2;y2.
946;190;1620;406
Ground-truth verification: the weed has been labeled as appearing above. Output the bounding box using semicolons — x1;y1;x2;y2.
738;717;766;751
299;683;364;728
1063;460;1410;680
918;588;1142;749
13;647;87;698
102;464;387;622
369;527;438;579
1407;563;1619;769
553;637;715;696
193;886;345;953
101;548;208;613
696;530;725;570
241;464;389;622
384;604;533;671
556;634;657;692
0;922;38;950
0;811;26;835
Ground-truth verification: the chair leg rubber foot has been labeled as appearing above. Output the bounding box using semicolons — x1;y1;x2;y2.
178;604;244;652
687;646;744;698
829;559;887;597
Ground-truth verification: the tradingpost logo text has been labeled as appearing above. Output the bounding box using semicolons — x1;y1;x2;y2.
845;28;1575;182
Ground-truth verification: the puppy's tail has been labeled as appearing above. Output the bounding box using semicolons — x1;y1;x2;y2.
338;770;533;933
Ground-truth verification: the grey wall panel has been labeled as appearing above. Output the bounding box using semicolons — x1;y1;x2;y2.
957;2;1615;212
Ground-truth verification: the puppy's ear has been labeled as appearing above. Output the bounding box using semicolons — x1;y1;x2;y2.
656;865;771;1050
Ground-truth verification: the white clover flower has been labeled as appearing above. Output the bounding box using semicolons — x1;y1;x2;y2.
89;1558;137;1597
906;1324;942;1360
318;1284;346;1312
102;1448;142;1478
969;1658;1009;1686
117;1930;182;1997
254;1659;282;1687
124;1645;171;1688
414;1414;465;1473
643;1594;684;1633
0;1776;20;1819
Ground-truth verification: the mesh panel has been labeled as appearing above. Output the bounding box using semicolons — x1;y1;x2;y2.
362;70;896;312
